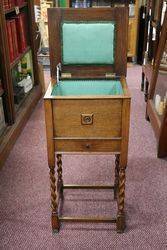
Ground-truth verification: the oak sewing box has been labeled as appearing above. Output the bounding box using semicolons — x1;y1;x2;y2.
44;7;131;233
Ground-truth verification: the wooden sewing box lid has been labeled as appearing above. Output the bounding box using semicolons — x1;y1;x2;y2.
48;7;128;80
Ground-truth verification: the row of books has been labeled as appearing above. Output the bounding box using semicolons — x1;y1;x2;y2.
3;0;26;10
6;12;28;63
71;0;91;8
71;0;118;8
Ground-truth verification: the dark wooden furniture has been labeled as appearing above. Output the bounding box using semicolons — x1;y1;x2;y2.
146;10;167;158
44;7;131;233
0;1;42;169
141;0;164;100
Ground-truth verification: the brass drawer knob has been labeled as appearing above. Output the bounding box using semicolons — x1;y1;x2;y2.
86;144;91;149
81;114;93;125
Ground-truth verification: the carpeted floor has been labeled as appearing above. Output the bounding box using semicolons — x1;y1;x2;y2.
0;66;167;250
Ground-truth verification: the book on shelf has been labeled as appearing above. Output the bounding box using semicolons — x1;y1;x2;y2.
3;0;26;10
6;12;28;62
15;13;28;53
10;19;19;59
71;0;92;8
6;20;14;62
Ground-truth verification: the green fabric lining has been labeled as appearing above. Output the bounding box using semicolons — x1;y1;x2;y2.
51;80;123;96
62;22;115;65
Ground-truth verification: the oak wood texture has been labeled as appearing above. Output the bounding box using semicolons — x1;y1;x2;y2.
54;138;121;153
0;0;42;168
52;99;122;137
146;10;167;158
45;7;131;233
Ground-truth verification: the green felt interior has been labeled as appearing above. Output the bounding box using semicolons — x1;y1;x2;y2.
51;80;123;96
62;22;115;65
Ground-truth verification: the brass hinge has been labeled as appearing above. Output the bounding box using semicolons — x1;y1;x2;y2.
61;73;72;78
105;73;116;78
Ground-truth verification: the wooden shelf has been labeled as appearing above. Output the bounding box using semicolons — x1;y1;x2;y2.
10;46;31;69
5;2;28;15
0;0;42;168
14;85;35;112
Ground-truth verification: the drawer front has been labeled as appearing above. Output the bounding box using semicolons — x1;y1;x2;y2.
52;99;122;137
54;139;121;153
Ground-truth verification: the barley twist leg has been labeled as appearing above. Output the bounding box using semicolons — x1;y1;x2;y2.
117;166;126;233
57;154;63;196
49;165;59;233
114;154;120;200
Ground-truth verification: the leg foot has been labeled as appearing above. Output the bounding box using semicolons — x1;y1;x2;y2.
141;72;145;91
52;212;60;233
145;112;150;121
52;229;59;234
116;212;126;233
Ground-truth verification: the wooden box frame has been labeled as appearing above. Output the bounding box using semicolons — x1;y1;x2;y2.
44;7;131;233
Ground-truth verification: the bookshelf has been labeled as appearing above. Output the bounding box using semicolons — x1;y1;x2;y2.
146;10;167;157
141;0;166;99
58;0;139;61
0;0;42;168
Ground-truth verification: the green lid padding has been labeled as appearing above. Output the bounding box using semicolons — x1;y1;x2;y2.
62;22;115;65
51;80;123;96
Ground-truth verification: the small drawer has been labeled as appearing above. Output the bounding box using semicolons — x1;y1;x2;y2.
54;138;121;153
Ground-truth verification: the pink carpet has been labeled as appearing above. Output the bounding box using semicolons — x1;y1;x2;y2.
0;66;167;249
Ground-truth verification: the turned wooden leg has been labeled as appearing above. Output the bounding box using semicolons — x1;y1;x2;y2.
141;72;145;91
57;154;63;196
117;166;126;233
144;80;149;102
49;165;60;233
114;154;120;200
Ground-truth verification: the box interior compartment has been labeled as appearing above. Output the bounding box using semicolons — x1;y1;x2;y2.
51;79;123;96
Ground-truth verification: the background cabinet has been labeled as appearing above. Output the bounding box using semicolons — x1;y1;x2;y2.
146;10;167;157
0;1;42;168
128;0;139;61
141;0;166;99
128;18;137;58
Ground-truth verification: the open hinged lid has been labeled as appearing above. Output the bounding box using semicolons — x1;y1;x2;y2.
48;7;128;79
